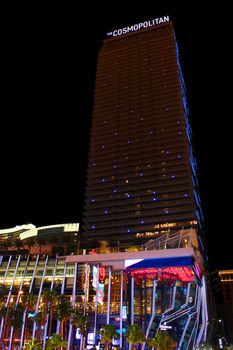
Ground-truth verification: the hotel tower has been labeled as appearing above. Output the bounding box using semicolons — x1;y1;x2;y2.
82;17;204;250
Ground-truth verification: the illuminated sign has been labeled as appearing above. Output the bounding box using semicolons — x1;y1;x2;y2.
130;266;195;282
99;267;106;282
92;265;98;288
97;283;105;305
107;16;169;38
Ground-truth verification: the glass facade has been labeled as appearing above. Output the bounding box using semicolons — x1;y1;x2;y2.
0;250;207;349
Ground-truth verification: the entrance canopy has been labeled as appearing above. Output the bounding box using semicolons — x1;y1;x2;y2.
126;256;199;282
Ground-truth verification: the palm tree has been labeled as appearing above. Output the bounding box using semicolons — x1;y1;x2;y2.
34;308;47;340
13;238;24;253
72;311;88;350
46;333;67;350
24;237;37;254
147;336;160;350
36;237;47;254
100;324;118;350
41;289;58;338
0;283;8;304
54;295;72;340
24;339;43;350
147;331;175;350
9;303;24;349
126;324;145;350
21;292;38;342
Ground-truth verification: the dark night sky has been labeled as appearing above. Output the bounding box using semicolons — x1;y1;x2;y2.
1;4;231;270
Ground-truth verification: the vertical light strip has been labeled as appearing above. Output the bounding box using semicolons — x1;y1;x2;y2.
83;262;88;316
0;255;21;345
0;255;12;340
106;266;111;324
20;255;39;347
9;255;30;349
119;270;124;349
32;255;49;339
131;276;134;325
67;262;78;350
2;255;12;283
56;260;67;334
42;256;58;350
93;264;99;345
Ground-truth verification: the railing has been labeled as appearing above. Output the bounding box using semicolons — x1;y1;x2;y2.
143;228;196;250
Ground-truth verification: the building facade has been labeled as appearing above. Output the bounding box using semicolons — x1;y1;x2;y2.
218;270;233;343
82;17;204;249
0;223;80;255
0;229;208;349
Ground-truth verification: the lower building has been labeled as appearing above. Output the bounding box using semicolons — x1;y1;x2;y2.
218;270;233;344
0;229;209;349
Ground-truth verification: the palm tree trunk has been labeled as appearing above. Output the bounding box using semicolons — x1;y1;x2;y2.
48;308;53;338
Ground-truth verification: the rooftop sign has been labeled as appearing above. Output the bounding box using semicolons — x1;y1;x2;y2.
107;16;170;38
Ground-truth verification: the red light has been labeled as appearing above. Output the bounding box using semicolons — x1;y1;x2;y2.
130;266;195;282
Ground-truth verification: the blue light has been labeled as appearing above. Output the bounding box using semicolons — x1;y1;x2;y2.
104;209;108;214
113;189;117;193
153;198;157;201
127;229;131;233
178;154;181;159
139;172;144;177
91;225;96;230
91;198;95;203
152;191;156;195
184;193;188;198
171;175;175;179
140;219;144;224
101;178;106;183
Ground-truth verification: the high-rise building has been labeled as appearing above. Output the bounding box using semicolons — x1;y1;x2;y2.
83;17;204;249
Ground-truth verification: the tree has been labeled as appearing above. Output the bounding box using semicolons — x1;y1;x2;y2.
9;303;24;349
147;331;175;350
36;237;47;254
72;311;88;350
41;289;58;338
100;324;118;350
147;337;160;350
24;237;37;254
54;295;72;340
126;324;145;350
24;339;43;350
34;308;47;340
13;238;24;253
21;292;38;342
46;333;67;350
